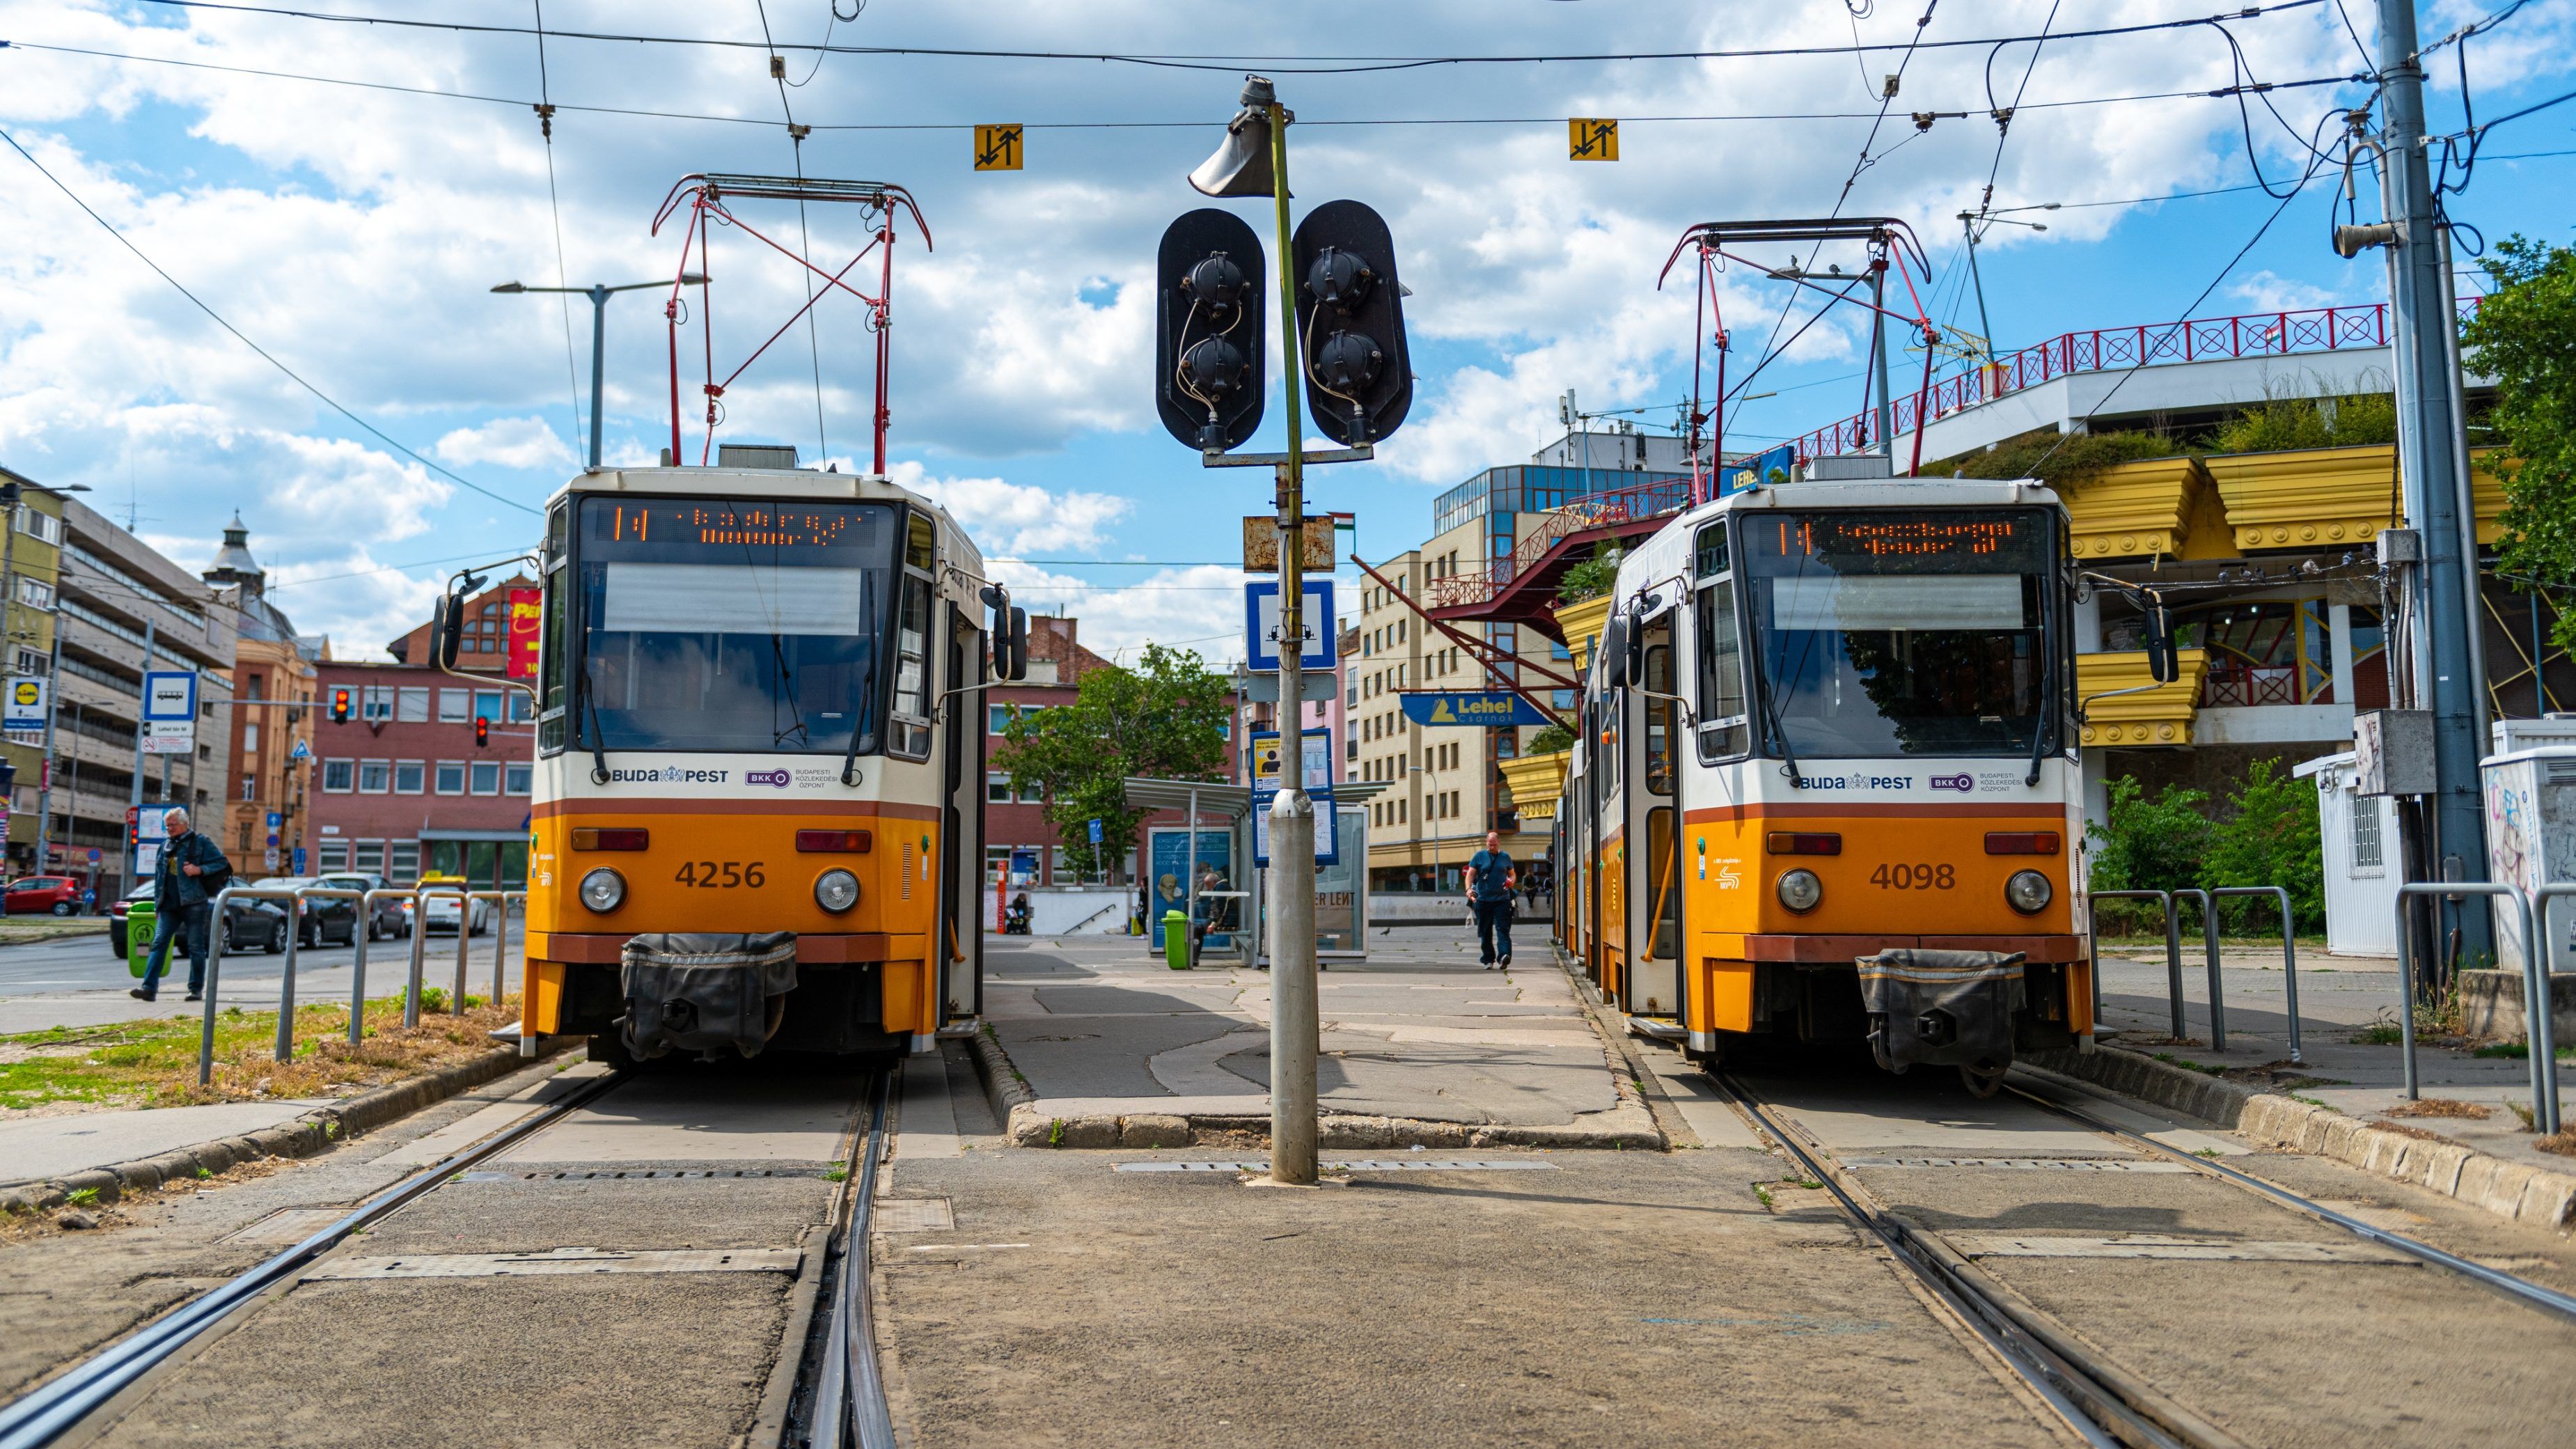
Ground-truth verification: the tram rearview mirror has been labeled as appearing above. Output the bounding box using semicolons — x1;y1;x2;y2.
1599;615;1633;689
994;606;1030;682
2143;602;2177;684
432;593;465;671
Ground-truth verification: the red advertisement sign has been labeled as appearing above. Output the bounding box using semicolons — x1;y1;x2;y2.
506;587;542;680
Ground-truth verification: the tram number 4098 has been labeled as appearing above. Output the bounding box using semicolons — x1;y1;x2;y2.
1869;863;1955;891
675;861;769;888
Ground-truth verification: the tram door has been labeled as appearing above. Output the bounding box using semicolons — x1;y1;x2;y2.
1625;615;1685;1018
938;603;985;1024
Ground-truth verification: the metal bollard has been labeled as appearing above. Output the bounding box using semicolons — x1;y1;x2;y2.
197;886;234;1088
404;888;431;1028
358;888;412;1044
2171;888;2226;1051
2212;885;2302;1064
289;887;366;1048
2394;882;2536;1109
467;891;524;1004
2520;884;2570;1138
2087;890;2177;1039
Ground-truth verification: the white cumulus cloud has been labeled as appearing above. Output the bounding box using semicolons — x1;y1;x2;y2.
434;416;576;471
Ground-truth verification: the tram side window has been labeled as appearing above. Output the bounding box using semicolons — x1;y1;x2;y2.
539;502;568;754
888;572;934;760
1694;588;1750;765
1642;638;1676;798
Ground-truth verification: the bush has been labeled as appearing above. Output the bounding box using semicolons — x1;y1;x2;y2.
1525;724;1574;755
2202;758;2325;934
1555;544;1621;604
1942;428;2176;489
2087;776;2210;897
2208;391;2397;453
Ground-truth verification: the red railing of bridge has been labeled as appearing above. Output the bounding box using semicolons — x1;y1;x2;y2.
1785;297;2480;462
1425;474;1695;611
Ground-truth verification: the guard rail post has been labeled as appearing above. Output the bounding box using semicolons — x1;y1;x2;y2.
356;888;409;1044
290;886;364;1048
2394;882;2536;1106
271;890;303;1063
414;886;470;1012
2520;884;2572;1137
468;891;524;1005
2086;889;2178;1038
194;885;302;1085
196;886;235;1088
2170;887;2226;1051
2211;885;2302;1064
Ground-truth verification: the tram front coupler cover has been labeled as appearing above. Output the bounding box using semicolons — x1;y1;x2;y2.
1857;949;2026;1074
620;932;799;1060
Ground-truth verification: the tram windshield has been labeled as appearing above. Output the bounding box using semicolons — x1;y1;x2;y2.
571;496;899;755
1741;508;2058;759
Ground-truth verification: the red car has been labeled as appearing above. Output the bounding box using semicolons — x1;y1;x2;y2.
4;876;85;916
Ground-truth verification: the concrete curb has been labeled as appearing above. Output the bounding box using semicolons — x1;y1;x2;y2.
966;1024;1036;1134
0;1042;556;1216
2025;1041;2576;1230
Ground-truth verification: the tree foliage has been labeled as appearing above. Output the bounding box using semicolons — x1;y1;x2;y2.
2087;776;2211;898
2461;234;2576;651
2207;391;2397;453
1525;723;1576;755
2202;758;2325;934
991;644;1233;877
1555;542;1622;604
1942;427;2175;489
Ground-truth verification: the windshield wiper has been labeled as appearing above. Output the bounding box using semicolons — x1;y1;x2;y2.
2024;638;2054;787
576;666;610;785
1755;666;1803;787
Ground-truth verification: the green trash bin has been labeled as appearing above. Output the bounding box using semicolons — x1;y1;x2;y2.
1163;909;1190;971
125;900;157;978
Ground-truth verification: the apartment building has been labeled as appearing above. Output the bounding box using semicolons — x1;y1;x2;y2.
0;470;68;875
202;516;323;875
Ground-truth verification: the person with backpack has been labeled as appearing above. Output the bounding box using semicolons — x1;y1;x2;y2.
1466;829;1517;970
129;808;233;1003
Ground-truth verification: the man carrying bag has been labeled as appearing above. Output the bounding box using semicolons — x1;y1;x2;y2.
130;807;233;1003
1466;829;1517;971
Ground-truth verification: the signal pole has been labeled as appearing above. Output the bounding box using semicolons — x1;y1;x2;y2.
2374;0;2492;968
1259;85;1320;1188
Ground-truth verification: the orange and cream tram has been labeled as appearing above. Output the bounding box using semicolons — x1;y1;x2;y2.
1559;475;2093;1092
509;468;1024;1065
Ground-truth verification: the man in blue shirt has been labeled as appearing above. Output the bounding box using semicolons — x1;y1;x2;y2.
1466;829;1517;971
129;808;232;1003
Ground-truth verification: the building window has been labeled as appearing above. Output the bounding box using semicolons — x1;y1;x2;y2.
354;840;385;874
361;685;393;723
359;760;390;793
14;506;62;545
16;577;53;611
2350;795;2384;874
473;689;503;723
470;761;501;795
317;840;350;872
396;687;429;723
435;761;466;795
987;772;1013;804
505;760;532;794
508;692;535;723
987;704;1012;735
386;840;421;884
438;689;471;723
322;759;354;792
394;760;425;794
984;844;1014;884
13;646;42;675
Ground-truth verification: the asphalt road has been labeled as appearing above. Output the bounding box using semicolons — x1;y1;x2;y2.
0;921;526;1033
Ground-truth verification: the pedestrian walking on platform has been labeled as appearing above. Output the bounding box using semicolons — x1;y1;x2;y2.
1466;829;1516;970
130;808;232;1003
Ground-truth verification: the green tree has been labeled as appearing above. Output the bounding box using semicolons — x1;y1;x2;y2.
2087;775;2210;896
2461;235;2576;652
991;643;1234;878
2202;758;2325;934
1525;723;1575;755
1555;542;1622;604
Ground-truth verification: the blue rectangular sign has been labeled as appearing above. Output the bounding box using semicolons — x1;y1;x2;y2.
142;671;198;722
1399;691;1554;728
1720;442;1796;498
1244;580;1336;671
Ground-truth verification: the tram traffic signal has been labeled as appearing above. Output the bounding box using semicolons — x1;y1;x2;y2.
1290;199;1412;447
1154;208;1268;453
329;687;352;724
474;716;490;748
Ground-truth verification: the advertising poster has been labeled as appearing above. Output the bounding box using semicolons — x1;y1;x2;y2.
507;586;542;680
1147;827;1234;950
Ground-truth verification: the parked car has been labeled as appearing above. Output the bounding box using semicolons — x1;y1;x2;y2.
106;882;292;957
5;876;85;916
322;873;413;941
251;877;361;950
415;874;495;936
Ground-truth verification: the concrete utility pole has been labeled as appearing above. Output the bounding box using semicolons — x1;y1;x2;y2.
1261;88;1320;1188
2375;0;2492;966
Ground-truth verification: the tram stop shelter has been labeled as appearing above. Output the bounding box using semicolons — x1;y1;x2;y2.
1122;776;1390;966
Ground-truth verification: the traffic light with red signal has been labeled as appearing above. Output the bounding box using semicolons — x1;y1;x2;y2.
474;716;489;749
330;687;352;724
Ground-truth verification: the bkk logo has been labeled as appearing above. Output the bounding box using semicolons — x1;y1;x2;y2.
746;769;792;789
1930;774;1974;793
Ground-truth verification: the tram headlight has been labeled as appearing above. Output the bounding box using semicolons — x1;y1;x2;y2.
2005;869;2052;914
1776;868;1823;914
579;868;626;914
815;868;861;914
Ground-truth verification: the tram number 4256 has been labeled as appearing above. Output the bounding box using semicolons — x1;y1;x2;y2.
675;861;767;888
1870;863;1955;891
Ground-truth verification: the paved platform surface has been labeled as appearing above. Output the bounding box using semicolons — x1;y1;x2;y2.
2095;946;2573;1174
0;1099;331;1186
984;925;1622;1128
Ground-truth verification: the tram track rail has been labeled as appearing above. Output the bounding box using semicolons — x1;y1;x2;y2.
796;1070;897;1449
0;1068;631;1449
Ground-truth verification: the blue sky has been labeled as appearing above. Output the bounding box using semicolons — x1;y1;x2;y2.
1;0;2570;664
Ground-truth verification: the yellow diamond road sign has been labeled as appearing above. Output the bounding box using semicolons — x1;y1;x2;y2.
1569;118;1619;161
974;124;1023;171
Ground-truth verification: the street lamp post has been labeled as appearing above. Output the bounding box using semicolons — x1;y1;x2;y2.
493;276;706;469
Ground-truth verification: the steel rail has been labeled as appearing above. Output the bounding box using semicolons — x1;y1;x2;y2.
1713;1073;2235;1449
803;1071;897;1449
2008;1081;2576;1325
0;1068;625;1449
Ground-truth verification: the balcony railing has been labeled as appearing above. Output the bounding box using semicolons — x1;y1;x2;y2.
1787;297;2481;464
1427;474;1695;611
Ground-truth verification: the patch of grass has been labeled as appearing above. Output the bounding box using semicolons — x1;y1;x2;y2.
1048;1118;1065;1148
64;1187;98;1206
2152;1053;2226;1076
2354;1021;2405;1047
2470;1041;2576;1060
0;997;518;1111
2536;1131;2576;1159
822;1161;849;1183
2291;1093;2339;1113
1752;1183;1775;1209
2511;1103;2538;1131
1779;1175;1822;1191
2194;1148;2222;1159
